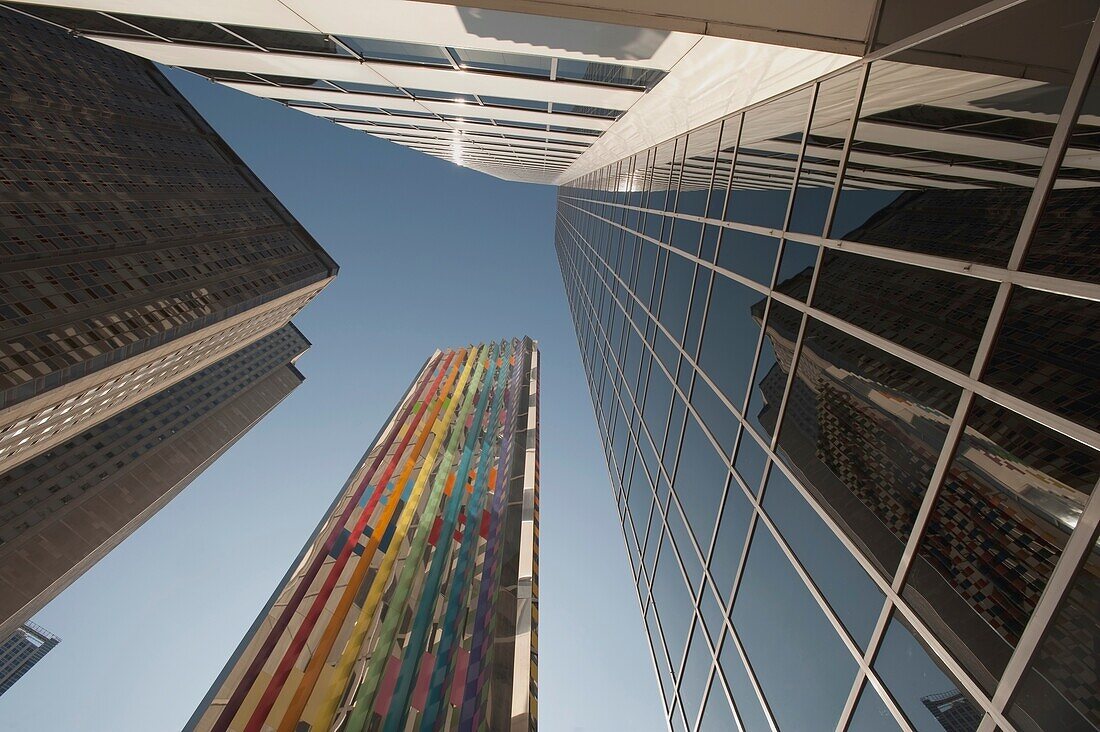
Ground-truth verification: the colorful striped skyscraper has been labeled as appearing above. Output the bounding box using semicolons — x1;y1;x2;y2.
187;339;539;732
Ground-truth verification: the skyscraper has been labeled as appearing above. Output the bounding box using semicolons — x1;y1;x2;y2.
188;339;539;732
556;0;1099;730
0;325;313;638
3;0;857;183
0;10;335;635
0;8;337;473
0;622;59;696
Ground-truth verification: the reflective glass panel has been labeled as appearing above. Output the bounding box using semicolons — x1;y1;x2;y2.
699;677;737;731
776;318;962;577
715;230;780;286
719;637;772;732
710;118;740;219
673;414;730;549
725;88;813;229
984;286;1100;433
708;481;751;600
653;533;696;665
223;25;349;54
1008;548;1099;732
342;37;452;65
773;239;819;301
689;377;738;457
556;58;666;89
904;397;1099;692
813;251;997;372
19;6;152;38
745;301;801;441
874;616;983;732
833;0;1096;265
733;433;767;495
763;467;883;648
680;625;713;724
658;254;695;339
1024;61;1100;283
678;123;723;217
697;275;766;413
847;682;902;732
732;525;857;731
789;69;864;235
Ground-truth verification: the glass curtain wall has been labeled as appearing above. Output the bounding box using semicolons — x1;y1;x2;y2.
555;1;1100;730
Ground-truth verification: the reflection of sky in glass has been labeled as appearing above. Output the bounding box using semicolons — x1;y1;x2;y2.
763;468;884;648
699;677;737;731
732;526;856;731
874;617;982;731
847;683;901;732
697;275;763;412
718;639;771;732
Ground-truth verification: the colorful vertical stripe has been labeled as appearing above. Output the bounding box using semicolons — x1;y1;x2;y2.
186;339;539;732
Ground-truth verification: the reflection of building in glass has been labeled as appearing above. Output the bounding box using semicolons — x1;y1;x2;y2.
555;0;1100;729
188;341;539;732
0;622;60;696
0;11;333;638
922;689;986;732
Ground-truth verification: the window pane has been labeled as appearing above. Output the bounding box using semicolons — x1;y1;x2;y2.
342;36;451;66
697;275;766;414
556;58;666;89
653;533;696;666
674;414;730;550
773;240;818;301
126;15;249;46
707;481;751;599
17;6;151;38
451;47;551;77
847;682;902;732
746;301;801;441
678;123;723;218
223;25;349;55
789;69;864;235
873;616;983;732
725;88;813;229
732;525;857;731
733;433;767;495
904;397;1099;692
832;0;1096;266
658;254;695;340
775;318;962;577
699;677;737;731
1007;550;1099;732
716;230;780;286
984;286;1100;433
813;251;997;372
719;638;772;732
689;377;738;457
680;626;713;724
762;467;883;648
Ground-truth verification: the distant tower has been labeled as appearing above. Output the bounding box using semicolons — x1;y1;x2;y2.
0;622;60;696
188;339;539;732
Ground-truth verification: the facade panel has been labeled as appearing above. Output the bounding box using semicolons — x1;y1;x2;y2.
555;1;1100;729
0;8;337;471
0;324;311;638
188;339;539;732
0;621;59;696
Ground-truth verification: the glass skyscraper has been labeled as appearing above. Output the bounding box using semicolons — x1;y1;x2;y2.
188;339;539;732
0;622;59;696
556;1;1099;730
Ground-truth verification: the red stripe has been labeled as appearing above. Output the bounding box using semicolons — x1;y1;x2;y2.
208;352;451;732
242;351;459;731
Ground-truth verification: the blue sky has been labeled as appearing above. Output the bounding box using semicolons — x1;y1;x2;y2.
0;68;663;731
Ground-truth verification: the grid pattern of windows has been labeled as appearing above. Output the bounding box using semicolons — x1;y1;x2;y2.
0;328;307;639
0;324;309;543
0;622;58;696
6;3;666;179
0;9;336;413
556;2;1100;730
